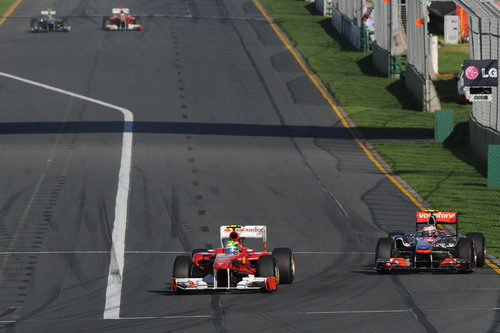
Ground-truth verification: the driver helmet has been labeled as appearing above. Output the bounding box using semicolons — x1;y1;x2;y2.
47;9;53;18
119;11;126;18
422;225;438;238
225;240;240;254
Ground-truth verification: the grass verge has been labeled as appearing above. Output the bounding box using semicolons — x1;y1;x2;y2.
0;0;15;17
259;0;499;257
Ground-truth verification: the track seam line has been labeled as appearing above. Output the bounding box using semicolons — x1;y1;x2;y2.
251;0;500;274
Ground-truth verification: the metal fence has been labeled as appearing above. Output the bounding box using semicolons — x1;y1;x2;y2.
461;0;500;162
329;0;365;50
334;0;363;27
372;0;407;76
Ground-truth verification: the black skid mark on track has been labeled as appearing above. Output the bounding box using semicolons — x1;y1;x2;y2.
0;190;24;248
164;187;192;252
391;276;438;333
225;3;373;251
211;294;227;333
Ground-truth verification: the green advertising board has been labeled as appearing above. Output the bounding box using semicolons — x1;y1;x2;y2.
488;145;500;187
434;110;454;143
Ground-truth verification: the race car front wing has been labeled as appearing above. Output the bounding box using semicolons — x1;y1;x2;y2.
104;24;142;31
171;275;277;291
376;257;473;272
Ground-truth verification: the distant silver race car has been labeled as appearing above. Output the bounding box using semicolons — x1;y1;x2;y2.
30;10;70;32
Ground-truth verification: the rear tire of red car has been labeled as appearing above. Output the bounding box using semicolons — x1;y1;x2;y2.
257;255;278;281
272;248;295;284
375;237;394;273
465;232;485;268
173;255;193;278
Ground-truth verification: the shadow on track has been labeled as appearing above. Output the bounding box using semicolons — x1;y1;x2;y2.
0;121;434;140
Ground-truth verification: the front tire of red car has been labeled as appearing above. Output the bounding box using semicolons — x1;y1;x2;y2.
173;255;193;278
257;255;278;281
272;248;294;284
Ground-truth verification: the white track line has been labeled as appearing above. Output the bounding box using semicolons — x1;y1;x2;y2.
116;315;211;320
294;251;374;255
0;251;187;255
274;308;500;315
0;251;372;255
0;72;133;320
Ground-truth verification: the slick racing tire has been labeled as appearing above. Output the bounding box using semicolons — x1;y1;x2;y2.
135;17;142;30
456;238;474;273
375;237;394;273
172;255;193;278
272;248;295;284
62;18;70;32
466;232;485;268
102;17;110;30
257;255;278;281
191;248;207;257
30;18;39;32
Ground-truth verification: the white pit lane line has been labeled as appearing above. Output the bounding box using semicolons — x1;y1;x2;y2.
0;72;133;320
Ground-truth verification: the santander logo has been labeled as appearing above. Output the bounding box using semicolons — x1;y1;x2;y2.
465;66;479;80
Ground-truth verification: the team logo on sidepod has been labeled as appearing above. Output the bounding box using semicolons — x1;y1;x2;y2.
465;66;479;80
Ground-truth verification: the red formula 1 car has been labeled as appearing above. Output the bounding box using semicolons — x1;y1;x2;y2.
375;211;485;273
103;8;142;31
171;225;295;292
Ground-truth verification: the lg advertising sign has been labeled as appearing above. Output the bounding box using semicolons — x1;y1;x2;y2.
462;60;498;87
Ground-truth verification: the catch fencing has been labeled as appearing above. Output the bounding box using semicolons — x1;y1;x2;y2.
462;0;500;162
372;0;407;77
329;0;365;50
404;0;499;161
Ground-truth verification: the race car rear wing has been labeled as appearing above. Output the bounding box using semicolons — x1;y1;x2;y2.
112;8;130;14
416;211;458;236
416;211;457;223
41;10;56;16
220;225;267;251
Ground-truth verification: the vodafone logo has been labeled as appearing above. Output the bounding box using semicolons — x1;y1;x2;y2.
416;212;456;220
465;66;479;80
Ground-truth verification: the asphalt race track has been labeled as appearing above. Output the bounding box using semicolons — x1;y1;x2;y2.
0;0;498;332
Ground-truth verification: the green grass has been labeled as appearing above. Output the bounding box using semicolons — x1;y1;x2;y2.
0;0;15;16
260;0;500;257
434;42;472;136
437;42;469;75
373;141;499;257
262;0;436;137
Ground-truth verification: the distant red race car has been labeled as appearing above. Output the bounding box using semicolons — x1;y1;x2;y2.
103;8;142;31
171;225;295;292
